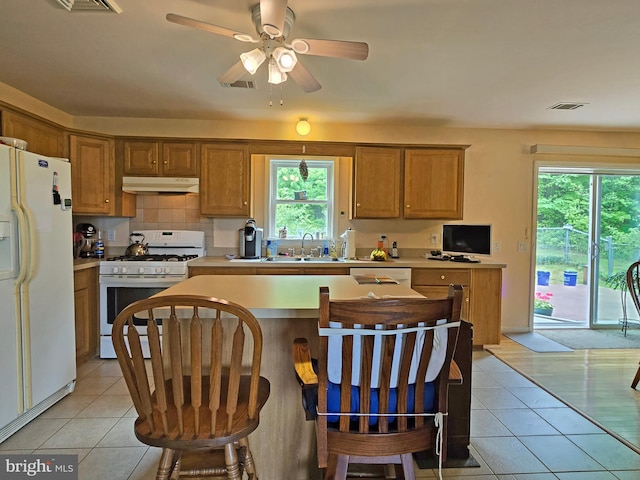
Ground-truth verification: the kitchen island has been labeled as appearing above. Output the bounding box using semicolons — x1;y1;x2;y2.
150;275;452;479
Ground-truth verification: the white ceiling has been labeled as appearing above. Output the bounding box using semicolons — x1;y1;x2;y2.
2;0;640;130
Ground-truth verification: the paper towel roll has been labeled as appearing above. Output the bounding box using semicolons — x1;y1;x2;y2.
340;229;356;259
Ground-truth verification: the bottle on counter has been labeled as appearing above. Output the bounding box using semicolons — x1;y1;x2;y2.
94;230;105;258
391;241;398;258
267;239;278;257
370;238;387;261
329;241;338;259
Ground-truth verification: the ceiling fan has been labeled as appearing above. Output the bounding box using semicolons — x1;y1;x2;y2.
166;0;369;93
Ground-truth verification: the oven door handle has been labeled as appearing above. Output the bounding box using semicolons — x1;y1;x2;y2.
99;275;186;286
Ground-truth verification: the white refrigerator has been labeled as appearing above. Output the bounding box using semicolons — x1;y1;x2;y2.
0;144;76;443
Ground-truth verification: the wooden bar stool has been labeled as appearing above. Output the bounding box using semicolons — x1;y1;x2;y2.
112;294;270;479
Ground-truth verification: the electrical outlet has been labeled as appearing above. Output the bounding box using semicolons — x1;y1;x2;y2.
517;241;528;253
493;241;501;253
430;234;438;245
380;234;387;240
107;229;116;242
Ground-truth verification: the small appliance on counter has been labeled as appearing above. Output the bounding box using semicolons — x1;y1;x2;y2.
239;218;263;259
76;222;97;258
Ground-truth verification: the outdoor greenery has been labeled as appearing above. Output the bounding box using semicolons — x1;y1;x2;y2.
274;164;329;237
534;292;554;310
536;173;640;285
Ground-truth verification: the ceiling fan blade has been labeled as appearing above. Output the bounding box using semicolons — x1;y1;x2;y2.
288;62;322;93
166;13;257;42
291;38;369;60
217;61;248;84
259;0;288;37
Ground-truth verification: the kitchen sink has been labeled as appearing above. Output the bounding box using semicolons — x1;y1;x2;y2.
261;256;345;263
261;256;303;262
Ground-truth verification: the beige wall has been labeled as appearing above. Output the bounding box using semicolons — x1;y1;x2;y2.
6;83;640;335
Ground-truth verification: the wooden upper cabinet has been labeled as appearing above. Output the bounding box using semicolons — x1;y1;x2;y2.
200;143;250;217
352;146;401;218
162;142;198;176
123;141;159;175
2;111;65;157
69;134;115;215
123;140;198;176
404;149;464;219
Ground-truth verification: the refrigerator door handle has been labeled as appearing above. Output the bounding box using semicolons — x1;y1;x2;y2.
10;153;29;288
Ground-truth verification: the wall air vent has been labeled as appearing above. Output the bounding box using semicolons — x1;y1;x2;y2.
55;0;122;13
220;80;256;89
547;102;588;110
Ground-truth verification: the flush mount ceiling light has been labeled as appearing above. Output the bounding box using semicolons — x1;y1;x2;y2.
296;118;311;136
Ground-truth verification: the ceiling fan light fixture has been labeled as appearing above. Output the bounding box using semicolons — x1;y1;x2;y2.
273;47;297;72
268;60;287;84
240;48;266;75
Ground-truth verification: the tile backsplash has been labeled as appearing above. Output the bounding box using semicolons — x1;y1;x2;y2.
128;194;215;251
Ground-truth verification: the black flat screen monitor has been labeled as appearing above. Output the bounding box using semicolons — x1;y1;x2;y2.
442;224;491;256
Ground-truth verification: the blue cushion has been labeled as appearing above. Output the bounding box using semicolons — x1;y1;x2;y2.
326;381;435;425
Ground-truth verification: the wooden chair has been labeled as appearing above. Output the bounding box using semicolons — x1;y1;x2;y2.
293;285;463;480
112;294;270;479
625;262;640;389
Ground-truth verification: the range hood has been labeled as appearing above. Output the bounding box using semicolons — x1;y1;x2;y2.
122;177;199;194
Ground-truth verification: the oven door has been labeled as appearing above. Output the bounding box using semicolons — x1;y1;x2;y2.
99;275;183;358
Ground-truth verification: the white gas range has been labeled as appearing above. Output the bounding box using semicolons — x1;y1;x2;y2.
99;230;205;358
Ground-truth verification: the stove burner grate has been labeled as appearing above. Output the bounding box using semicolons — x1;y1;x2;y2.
106;254;199;262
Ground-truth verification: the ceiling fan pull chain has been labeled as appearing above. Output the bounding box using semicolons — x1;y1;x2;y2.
280;85;284;106
269;84;273;107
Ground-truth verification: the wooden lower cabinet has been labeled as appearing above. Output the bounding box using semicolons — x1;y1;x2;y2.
73;268;98;364
412;267;502;346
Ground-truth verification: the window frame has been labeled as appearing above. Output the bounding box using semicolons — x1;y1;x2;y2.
265;156;338;241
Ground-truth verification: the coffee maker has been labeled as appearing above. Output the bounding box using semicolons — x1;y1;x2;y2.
76;223;97;258
238;219;263;259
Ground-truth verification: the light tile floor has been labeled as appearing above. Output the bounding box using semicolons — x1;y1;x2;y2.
1;352;640;479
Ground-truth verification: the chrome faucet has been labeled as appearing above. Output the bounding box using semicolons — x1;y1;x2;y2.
301;233;314;256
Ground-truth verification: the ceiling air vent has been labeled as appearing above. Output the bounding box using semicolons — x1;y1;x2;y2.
220;80;256;89
56;0;122;13
547;102;588;110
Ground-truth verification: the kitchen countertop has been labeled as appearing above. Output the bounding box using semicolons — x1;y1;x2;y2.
73;258;101;271
153;274;423;318
188;255;507;269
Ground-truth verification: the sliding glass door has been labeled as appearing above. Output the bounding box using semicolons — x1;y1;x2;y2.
593;175;640;326
535;169;640;329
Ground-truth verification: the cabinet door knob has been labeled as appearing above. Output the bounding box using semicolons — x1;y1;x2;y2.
356;203;361;207
406;204;411;208
105;199;110;203
440;275;445;280
243;201;247;205
152;160;157;164
163;161;168;164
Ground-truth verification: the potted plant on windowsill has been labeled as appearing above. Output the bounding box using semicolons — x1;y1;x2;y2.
534;292;554;316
